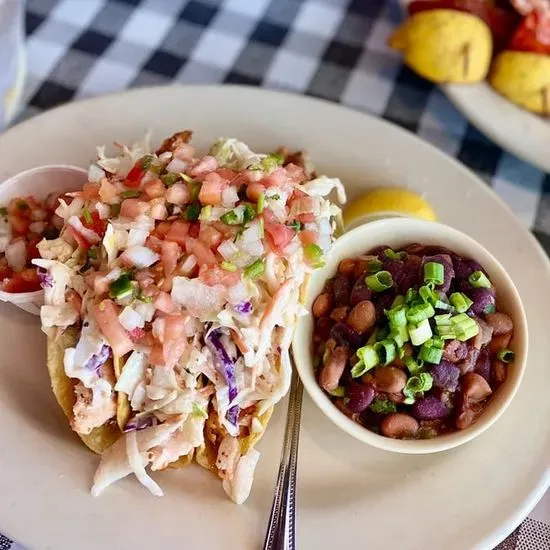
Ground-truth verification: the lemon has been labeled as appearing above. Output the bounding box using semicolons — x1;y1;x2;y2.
343;188;436;230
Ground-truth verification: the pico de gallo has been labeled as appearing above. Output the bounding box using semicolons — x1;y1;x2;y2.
36;131;345;502
0;194;67;293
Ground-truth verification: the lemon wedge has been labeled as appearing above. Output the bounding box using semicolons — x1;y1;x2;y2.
343;188;436;230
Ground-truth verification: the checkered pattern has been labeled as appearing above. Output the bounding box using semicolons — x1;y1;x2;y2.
1;0;548;548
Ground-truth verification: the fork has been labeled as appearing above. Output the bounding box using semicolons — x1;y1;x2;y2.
262;366;304;550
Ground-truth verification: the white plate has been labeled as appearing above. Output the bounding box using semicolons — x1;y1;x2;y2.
398;0;550;173
0;86;548;550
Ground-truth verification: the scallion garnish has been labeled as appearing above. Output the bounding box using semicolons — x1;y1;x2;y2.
404;356;424;375
384;248;407;261
406;288;419;305
261;152;284;172
366;259;382;274
183;202;201;221
199;205;212;221
374;339;397;365
109;274;135;300
419;284;439;304
469;270;492;289
365;270;393;292
221;210;240;225
221;261;237;272
257;192;265;213
406;301;435;324
449;292;473;313
497;349;515;363
243;203;256;224
120;190;140;199
352;345;380;378
386;306;407;328
328;386;346;397
369;398;396;414
418;344;443;364
244;259;265;279
408;318;432;346
87;246;99;260
389;325;409;348
403;373;434;403
424;262;444;285
451;313;479;341
82;207;93;224
180;173;194;184
392;295;406;308
141;155;155;170
161;172;179;187
304;244;325;268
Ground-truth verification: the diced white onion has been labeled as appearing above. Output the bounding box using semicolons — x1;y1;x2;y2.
166;158;188;173
127;228;149;247
106;267;122;281
217;239;239;261
68;216;101;244
119;306;145;331
88;164;105;183
221;186;239;207
5;240;26;272
134;301;155;322
180;254;197;275
121;245;159;268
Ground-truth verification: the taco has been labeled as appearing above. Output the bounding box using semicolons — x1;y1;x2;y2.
36;132;344;503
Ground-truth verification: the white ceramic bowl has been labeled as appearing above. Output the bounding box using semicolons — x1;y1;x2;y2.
293;218;528;453
0;164;88;315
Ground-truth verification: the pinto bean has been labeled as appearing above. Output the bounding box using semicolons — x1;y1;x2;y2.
373;367;408;393
319;346;348;392
484;312;513;336
381;413;419;439
488;332;512;355
492;359;507;384
312;292;333;318
338;258;356;276
462;372;493;402
473;317;493;350
346;300;376;334
455;404;476;430
330;306;349;322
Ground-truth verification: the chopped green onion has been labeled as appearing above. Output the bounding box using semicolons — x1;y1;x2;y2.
244;259;265;279
436;325;457;340
435;313;452;326
137;293;153;303
418;345;443;364
424;262;445;285
384;248;407;261
369;398;396;414
261;152;284;172
87;246;99;260
288;219;302;232
269;193;280;200
141;155;155;170
258;217;265;239
469;270;491;289
328;386;346;397
186;179;202;201
243;203;256;224
353;345;380;376
392;295;406;308
497;349;515;363
110;203;121;217
408;318;432;346
221;261;237;272
390;325;409;348
403;373;434;402
304;244;325;268
419;284;439;304
451;313;479;341
406;288;419;304
121;190;140;199
183;202;201;221
434;299;453;311
386;306;407;328
191;403;208;419
367;259;383;274
404;356;424;375
109;274;135;300
161;172;180;187
430;336;444;349
221;210;241;225
82;207;92;224
374;339;397;366
0;206;7;217
257;193;265;213
180;173;194;184
406;301;435;324
199;205;212;221
365;270;393;292
449;292;473;313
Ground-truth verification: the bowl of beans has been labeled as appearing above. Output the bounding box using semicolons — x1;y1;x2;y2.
293;218;528;453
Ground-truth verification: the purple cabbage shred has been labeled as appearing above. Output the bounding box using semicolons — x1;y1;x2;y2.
37;268;53;289
124;414;159;433
84;345;111;373
234;301;253;314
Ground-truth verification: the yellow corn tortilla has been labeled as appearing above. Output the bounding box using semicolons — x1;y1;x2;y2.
113;355;131;431
47;327;121;454
389;10;492;84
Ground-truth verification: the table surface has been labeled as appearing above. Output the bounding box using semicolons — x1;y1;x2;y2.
1;0;549;549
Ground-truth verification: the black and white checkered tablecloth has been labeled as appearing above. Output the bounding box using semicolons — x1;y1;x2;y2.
1;1;549;549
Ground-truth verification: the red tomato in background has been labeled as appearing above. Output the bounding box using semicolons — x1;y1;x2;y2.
509;11;550;54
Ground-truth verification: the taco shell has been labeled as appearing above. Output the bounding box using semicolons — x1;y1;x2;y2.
113;355;131;431
47;327;121;454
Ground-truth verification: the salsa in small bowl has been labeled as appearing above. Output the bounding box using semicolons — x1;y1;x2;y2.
293;219;527;453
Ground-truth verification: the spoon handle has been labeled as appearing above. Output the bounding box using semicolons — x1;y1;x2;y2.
263;367;304;550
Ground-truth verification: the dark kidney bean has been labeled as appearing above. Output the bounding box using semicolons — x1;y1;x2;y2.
474;348;491;383
333;275;351;307
330;322;363;349
346;382;375;413
411;396;450;421
374;293;394;322
403;243;426;255
350;277;373;306
314;316;333;340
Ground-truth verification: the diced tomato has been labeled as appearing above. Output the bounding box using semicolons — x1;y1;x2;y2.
263;209;295;255
8;197;32;219
143;178;165;199
99;178;119;203
154;291;175;314
127;327;146;342
92;300;134;357
149;341;165;365
26;237;41;261
83;182;100;200
216;168;238;180
8;214;30;237
284;163;306;184
162;315;188;368
246;182;265;201
261;168;291;188
1;268;41;293
199;172;226;205
409;0;519;50
161;240;181;277
198;224;223;249
188;222;200;239
199;265;241;287
164;220;190;246
299;229;319;246
124;159;147;188
154;221;172;238
0;265;13;282
120;198;150;219
509;11;550;54
67;226;91;251
190;155;218;177
186;238;217;266
80;211;107;237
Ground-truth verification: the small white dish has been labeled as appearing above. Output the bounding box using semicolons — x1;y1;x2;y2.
293;218;528;454
0;164;88;314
